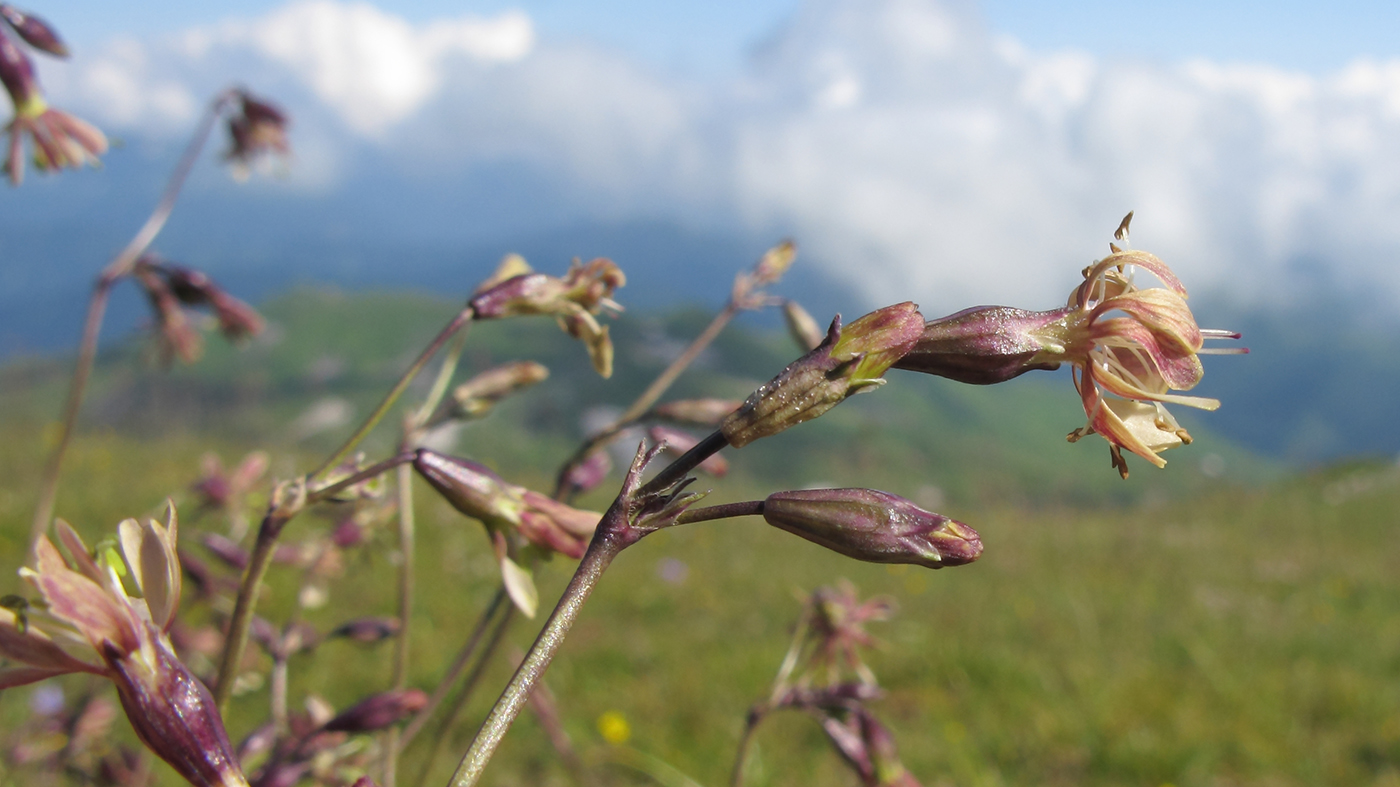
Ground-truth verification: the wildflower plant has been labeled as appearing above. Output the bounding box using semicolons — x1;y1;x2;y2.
2;15;1243;780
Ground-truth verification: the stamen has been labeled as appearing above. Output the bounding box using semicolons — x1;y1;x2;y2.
1197;347;1249;355
1200;329;1241;339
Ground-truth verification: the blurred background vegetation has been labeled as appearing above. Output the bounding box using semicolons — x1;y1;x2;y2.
0;289;1396;786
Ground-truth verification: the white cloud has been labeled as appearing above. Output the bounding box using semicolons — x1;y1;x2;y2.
37;0;1400;312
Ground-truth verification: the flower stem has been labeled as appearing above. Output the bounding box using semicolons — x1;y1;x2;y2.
729;708;768;787
637;430;727;497
382;461;417;787
675;500;764;526
447;517;628;786
310;308;473;480
30;90;237;542
414;600;514;787
213;509;292;710
399;586;508;750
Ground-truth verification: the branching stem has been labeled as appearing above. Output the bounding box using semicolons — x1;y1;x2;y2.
30;89;238;542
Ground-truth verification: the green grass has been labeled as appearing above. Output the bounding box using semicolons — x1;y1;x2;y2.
0;290;1393;787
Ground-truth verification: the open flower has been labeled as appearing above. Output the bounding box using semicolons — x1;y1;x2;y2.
1;26;105;185
1;508;249;787
469;256;625;377
896;215;1243;477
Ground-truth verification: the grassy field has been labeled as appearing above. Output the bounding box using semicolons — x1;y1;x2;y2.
0;292;1395;786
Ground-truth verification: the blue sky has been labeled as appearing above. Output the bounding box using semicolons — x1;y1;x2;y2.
38;1;1400;74
11;0;1400;318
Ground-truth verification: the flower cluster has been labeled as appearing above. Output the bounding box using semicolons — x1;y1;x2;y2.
133;256;266;364
224;89;289;179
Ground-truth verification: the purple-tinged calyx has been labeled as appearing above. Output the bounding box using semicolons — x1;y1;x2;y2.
762;489;982;569
893;305;1068;385
4;509;251;787
413;449;600;559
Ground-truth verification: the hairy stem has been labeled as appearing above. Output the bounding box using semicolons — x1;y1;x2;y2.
30;90;237;542
310;308;473;480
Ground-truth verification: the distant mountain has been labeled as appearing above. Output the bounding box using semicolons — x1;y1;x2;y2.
2;148;1397;469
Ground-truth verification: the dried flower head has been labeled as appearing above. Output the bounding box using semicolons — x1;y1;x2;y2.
134;262;203;365
133;257;266;363
1;20;105;185
224;89;288;180
731;241;797;309
2;508;249;787
469;257;625;377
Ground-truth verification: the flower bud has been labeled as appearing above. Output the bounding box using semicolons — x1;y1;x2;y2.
322;689;427;733
762;489;981;568
0;6;69;57
650;398;741;426
721;303;923;448
0;30;41;109
413;449;601;558
327;616;400;644
448;361;549;420
412;450;521;526
732;241;797;308
783;300;825;351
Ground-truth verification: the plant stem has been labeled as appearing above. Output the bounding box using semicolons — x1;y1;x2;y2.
392;463;416;689
729;709;767;787
30;90;236;542
311;451;417;501
554;304;738;498
383;462;417;787
310;308;473;481
270;654;290;736
447;517;628;786
416;602;514;787
212;449;415;714
675;500;764;526
637;430;728;497
213;509;292;710
399;587;507;751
